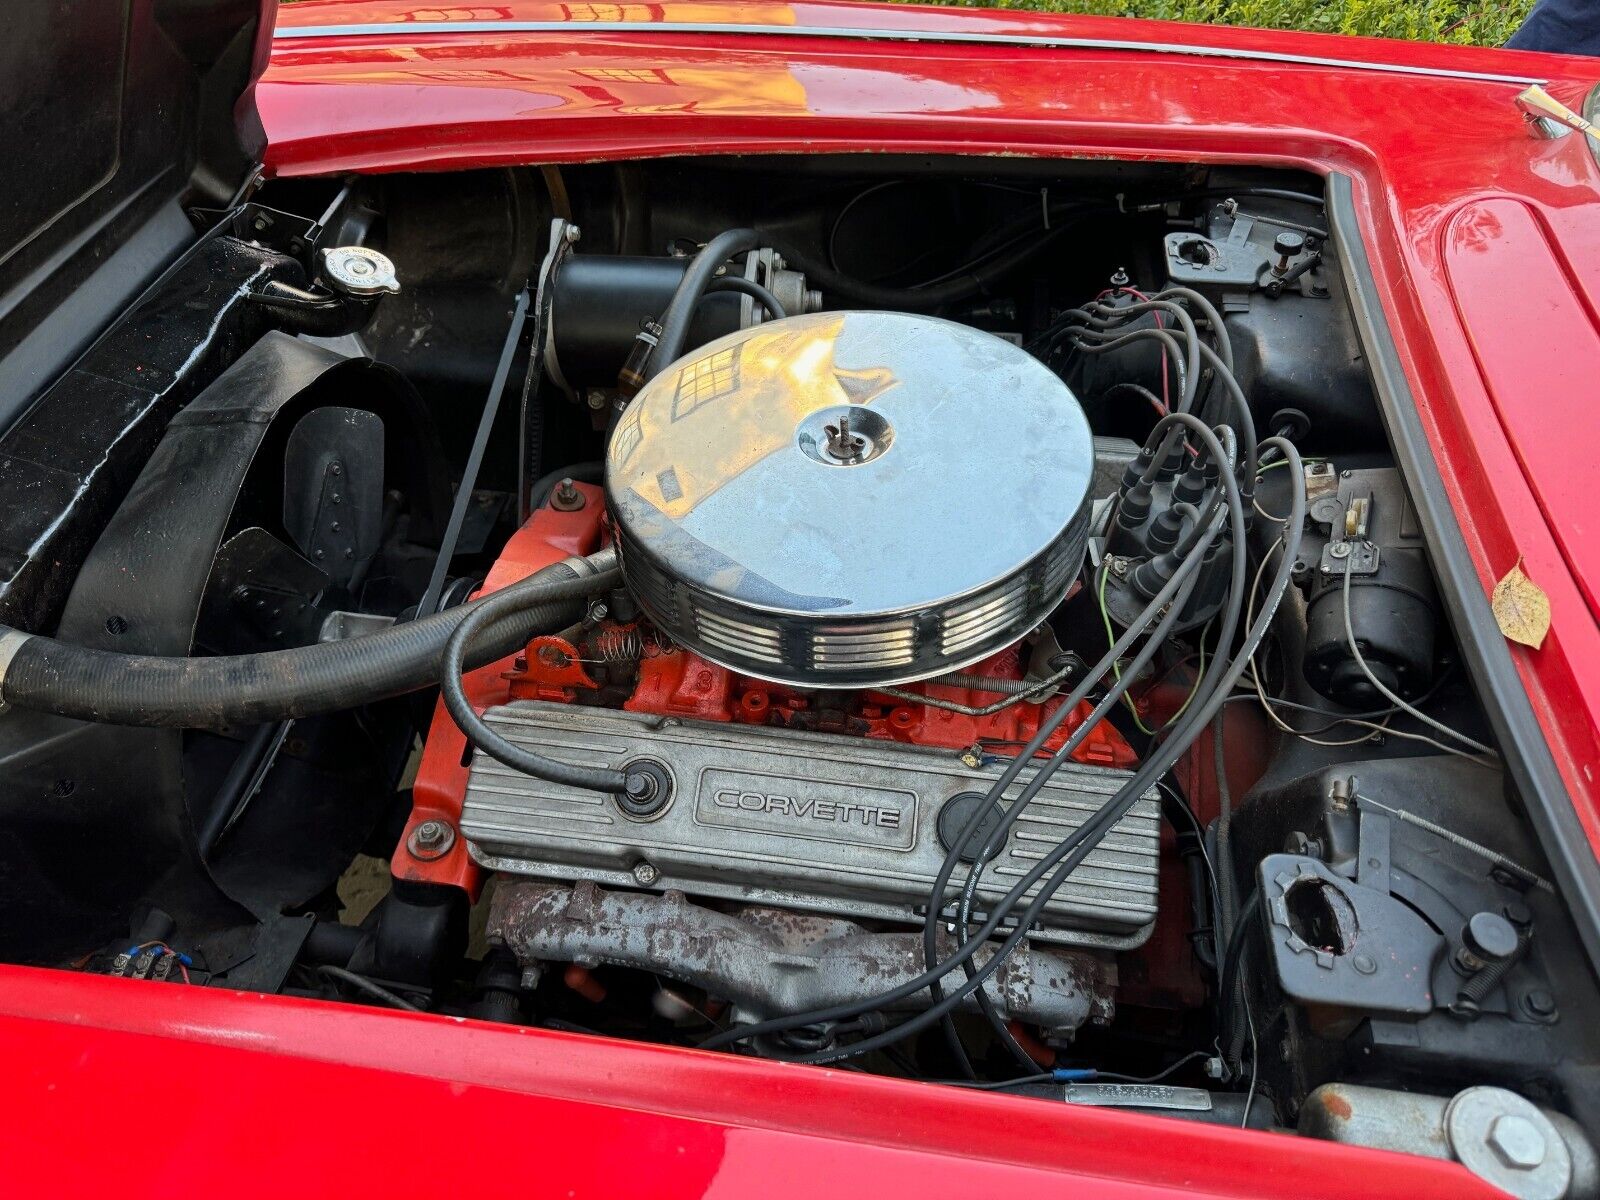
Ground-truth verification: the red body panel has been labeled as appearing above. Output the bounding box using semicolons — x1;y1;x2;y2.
8;5;1600;1196
0;965;1508;1199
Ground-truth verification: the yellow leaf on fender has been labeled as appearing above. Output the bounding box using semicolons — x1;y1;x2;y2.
1491;559;1550;650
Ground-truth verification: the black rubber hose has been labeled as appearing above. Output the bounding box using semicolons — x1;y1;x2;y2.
767;224;1075;311
704;275;787;320
1213;717;1239;947
651;213;1078;373
0;557;620;729
439;566;645;797
648;229;766;378
1218;888;1262;1073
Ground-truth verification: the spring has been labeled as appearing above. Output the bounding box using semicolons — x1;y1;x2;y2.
590;626;648;663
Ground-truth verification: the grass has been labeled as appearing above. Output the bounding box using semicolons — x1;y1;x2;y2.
887;0;1535;47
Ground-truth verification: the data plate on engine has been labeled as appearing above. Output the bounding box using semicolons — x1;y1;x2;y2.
461;702;1160;949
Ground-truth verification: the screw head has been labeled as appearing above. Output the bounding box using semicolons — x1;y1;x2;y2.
1330;541;1350;559
407;819;456;861
632;860;660;886
1488;1114;1547;1171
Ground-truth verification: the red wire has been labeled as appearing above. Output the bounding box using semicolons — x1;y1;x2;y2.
1095;286;1170;413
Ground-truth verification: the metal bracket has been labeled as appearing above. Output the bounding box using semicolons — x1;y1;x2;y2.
1321;538;1380;578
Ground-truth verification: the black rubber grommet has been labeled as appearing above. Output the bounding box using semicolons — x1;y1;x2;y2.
616;759;673;819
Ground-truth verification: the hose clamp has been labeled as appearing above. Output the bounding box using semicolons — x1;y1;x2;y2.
0;629;35;713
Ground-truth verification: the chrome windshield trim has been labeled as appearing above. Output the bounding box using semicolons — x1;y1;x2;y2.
272;20;1544;87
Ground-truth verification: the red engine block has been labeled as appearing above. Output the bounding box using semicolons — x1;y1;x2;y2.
506;640;1135;769
400;485;1136;896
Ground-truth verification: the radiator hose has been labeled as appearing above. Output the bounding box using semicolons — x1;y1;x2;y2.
0;551;620;730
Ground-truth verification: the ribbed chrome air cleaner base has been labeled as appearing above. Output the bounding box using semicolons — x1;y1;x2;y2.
606;311;1094;688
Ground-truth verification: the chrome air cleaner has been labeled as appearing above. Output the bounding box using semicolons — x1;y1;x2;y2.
606;311;1094;687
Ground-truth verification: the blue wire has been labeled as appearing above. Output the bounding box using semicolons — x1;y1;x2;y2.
1051;1068;1099;1082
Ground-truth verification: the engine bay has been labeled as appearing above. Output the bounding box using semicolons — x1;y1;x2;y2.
2;154;1597;1193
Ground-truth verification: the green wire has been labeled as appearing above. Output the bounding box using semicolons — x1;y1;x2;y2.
1099;559;1211;737
1256;456;1324;476
1165;619;1210;727
1099;559;1157;736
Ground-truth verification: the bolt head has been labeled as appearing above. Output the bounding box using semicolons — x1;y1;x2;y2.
1522;989;1558;1019
632;860;660;886
1503;901;1534;928
1488;1114;1547;1170
550;478;586;511
407;819;456;860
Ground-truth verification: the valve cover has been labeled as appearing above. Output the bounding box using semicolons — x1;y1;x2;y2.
459;701;1160;950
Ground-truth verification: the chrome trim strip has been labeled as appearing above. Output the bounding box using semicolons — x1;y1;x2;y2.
272;20;1543;87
